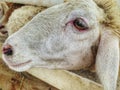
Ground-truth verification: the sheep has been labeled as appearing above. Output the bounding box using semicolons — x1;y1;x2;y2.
1;0;120;90
0;2;25;43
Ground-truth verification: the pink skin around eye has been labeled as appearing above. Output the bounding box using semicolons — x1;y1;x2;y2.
65;17;89;32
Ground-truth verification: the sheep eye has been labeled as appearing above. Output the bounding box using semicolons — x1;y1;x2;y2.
73;18;88;31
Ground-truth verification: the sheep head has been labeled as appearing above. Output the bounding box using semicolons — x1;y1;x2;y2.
2;0;120;90
2;0;103;71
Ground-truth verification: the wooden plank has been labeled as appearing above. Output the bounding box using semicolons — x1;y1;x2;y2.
27;68;103;90
0;0;64;7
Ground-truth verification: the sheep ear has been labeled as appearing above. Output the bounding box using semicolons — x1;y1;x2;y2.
96;29;119;90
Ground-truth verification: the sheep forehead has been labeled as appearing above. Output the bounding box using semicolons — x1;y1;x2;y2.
30;0;102;31
38;0;103;20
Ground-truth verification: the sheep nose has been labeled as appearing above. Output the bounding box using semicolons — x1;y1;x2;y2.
2;44;13;56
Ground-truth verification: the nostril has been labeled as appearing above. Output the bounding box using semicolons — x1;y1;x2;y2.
2;44;13;56
1;31;8;34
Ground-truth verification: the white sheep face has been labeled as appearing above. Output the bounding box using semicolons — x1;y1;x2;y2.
2;0;103;72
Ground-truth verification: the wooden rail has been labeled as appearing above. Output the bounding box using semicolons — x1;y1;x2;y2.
27;68;103;90
0;0;64;7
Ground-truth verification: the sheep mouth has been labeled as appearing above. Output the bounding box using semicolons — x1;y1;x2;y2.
10;60;32;67
0;25;8;36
